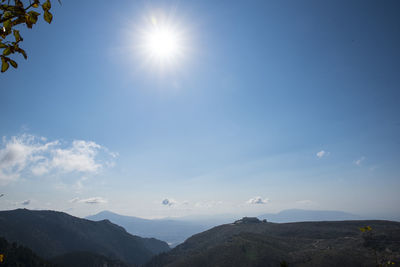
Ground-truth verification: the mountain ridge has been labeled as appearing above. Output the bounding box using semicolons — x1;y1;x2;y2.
0;209;170;265
86;209;367;246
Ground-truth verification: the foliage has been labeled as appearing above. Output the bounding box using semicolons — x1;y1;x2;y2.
360;225;373;232
0;0;58;73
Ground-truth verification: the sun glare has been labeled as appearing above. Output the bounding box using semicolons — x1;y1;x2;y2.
139;15;186;67
146;27;179;60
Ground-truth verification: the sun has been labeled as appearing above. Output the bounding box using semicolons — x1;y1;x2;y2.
139;16;185;67
146;27;180;60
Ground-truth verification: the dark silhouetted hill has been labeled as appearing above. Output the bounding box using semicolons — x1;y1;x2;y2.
51;251;129;267
0;209;169;266
146;219;400;267
0;237;56;267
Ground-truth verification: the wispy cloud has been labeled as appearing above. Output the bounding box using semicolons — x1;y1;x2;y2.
160;199;222;210
0;134;116;184
69;197;107;204
74;176;89;193
20;200;31;206
69;197;80;203
316;150;328;158
162;198;177;206
12;199;31;206
354;156;366;166
247;196;269;205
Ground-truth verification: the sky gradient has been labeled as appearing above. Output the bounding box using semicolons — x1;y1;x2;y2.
1;0;400;220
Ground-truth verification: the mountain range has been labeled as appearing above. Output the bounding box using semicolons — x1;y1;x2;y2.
0;209;169;266
2;208;399;266
86;209;365;247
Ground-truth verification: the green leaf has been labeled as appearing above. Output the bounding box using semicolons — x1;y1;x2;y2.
1;57;9;72
25;14;33;28
3;46;11;55
3;11;13;19
0;42;7;48
44;10;53;24
16;47;27;59
28;10;40;25
3;19;12;31
42;0;51;11
9;59;17;68
13;29;22;42
29;10;41;16
13;16;26;27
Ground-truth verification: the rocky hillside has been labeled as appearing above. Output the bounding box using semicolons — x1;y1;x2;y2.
147;218;400;267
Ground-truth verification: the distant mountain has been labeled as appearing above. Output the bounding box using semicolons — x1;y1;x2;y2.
259;209;363;222
0;237;56;267
146;218;400;267
0;209;170;266
87;210;211;246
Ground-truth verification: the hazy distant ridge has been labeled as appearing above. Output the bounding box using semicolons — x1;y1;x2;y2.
87;210;210;246
259;209;363;223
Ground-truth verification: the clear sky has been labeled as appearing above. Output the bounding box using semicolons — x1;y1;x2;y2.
1;0;399;220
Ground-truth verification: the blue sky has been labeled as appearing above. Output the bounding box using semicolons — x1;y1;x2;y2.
1;0;399;219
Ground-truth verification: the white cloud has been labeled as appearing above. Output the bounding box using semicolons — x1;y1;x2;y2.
162;198;177;206
21;200;31;206
316;150;328;158
81;197;108;204
51;141;102;173
0;134;116;184
354;156;366;166
69;197;107;204
13;199;31;206
69;197;80;203
247;196;269;205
